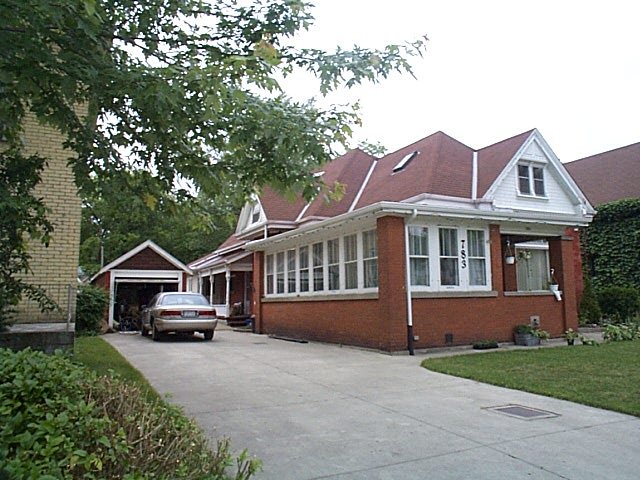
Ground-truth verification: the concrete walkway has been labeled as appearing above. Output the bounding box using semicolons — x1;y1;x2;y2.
106;330;639;480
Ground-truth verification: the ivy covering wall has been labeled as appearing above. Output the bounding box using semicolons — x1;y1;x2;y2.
581;198;640;290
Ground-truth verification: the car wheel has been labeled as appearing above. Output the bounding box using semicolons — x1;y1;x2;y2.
152;322;161;342
204;330;214;341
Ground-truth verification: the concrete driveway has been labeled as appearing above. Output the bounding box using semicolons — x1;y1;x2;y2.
105;329;640;480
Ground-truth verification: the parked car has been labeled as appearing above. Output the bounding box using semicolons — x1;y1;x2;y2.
141;292;217;341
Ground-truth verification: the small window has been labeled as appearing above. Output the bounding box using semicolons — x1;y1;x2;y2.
439;228;459;286
266;254;274;295
250;202;261;224
327;238;340;290
409;226;429;286
516;248;549;291
299;246;309;292
517;164;546;197
467;230;487;286
362;230;378;288
344;234;358;289
312;242;324;291
393;151;418;172
276;252;285;294
286;249;296;293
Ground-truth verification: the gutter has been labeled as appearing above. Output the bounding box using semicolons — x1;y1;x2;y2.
245;201;593;250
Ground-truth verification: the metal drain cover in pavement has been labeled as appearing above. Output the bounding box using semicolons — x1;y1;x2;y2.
487;404;559;420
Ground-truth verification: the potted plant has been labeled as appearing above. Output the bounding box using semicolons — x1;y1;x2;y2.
513;324;550;346
564;328;579;345
505;240;515;265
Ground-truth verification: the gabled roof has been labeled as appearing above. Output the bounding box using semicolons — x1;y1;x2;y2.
91;239;191;281
356;132;474;208
477;129;535;197
565;142;640;205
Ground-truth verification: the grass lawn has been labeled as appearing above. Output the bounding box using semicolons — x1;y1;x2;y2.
74;335;160;401
422;341;640;417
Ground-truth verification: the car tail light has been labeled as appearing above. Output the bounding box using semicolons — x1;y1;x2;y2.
199;310;216;316
162;310;182;316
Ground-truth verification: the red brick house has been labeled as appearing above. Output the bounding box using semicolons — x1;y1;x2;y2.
190;130;595;352
92;240;191;328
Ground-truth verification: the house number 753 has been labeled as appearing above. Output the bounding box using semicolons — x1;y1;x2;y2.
460;239;467;269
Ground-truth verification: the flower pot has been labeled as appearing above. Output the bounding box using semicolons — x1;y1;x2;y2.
505;256;515;265
514;333;540;346
549;284;559;293
567;339;575;346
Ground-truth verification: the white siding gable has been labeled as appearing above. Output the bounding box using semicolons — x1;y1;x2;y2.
485;131;591;216
235;198;265;234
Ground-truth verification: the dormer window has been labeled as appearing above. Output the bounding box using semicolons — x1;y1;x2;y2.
250;202;261;224
518;164;545;196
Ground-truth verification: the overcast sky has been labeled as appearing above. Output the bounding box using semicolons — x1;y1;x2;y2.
283;0;640;162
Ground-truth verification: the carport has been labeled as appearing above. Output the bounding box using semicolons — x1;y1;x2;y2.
91;240;192;328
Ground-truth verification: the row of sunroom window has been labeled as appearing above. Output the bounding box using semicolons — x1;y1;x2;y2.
264;225;497;296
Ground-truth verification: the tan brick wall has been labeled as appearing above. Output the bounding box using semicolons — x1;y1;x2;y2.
14;113;82;323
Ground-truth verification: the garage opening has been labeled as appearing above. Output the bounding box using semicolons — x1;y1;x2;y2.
113;281;178;330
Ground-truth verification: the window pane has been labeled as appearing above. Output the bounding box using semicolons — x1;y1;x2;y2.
299;246;309;292
327;239;339;264
287;249;296;293
409;226;428;255
440;258;459;286
266;254;274;294
276;252;285;294
328;265;339;290
533;167;545;195
439;228;457;257
345;262;358;289
299;246;308;268
469;259;486;286
312;242;324;291
518;165;531;194
363;259;378;288
362;230;377;258
516;249;548;291
344;234;357;262
468;230;485;257
410;258;429;286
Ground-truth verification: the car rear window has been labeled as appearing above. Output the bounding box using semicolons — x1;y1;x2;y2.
160;294;209;306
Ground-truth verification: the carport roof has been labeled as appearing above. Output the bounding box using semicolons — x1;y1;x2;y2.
90;239;192;282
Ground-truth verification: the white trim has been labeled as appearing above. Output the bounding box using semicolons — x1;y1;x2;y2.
91;239;191;282
295;201;312;222
349;158;378;212
471;151;478;200
246;200;593;251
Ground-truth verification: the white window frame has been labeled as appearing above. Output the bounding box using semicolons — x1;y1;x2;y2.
263;227;379;298
409;226;430;286
517;163;547;198
408;223;492;293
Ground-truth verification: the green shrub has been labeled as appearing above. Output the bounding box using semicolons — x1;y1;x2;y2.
75;284;110;334
603;323;640;342
472;340;499;350
579;274;602;325
596;286;640;322
0;348;260;479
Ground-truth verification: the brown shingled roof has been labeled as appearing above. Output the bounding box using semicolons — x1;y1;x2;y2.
476;129;534;197
301;149;376;220
355;131;474;208
565;142;640;205
259;187;307;222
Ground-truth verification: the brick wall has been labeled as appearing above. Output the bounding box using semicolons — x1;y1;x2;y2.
254;216;580;352
14;113;82;323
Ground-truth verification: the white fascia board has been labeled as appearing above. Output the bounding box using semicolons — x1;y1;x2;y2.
349;158;378;212
90;239;191;282
245;201;593;251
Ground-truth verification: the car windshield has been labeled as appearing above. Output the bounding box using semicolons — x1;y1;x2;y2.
159;294;209;306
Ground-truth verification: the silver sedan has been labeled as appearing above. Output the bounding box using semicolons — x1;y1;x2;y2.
141;292;218;341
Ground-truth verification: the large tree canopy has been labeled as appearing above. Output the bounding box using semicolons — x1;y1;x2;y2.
0;0;426;319
2;0;426;201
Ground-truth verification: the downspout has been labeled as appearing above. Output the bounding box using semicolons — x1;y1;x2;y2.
225;267;231;317
404;208;418;355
